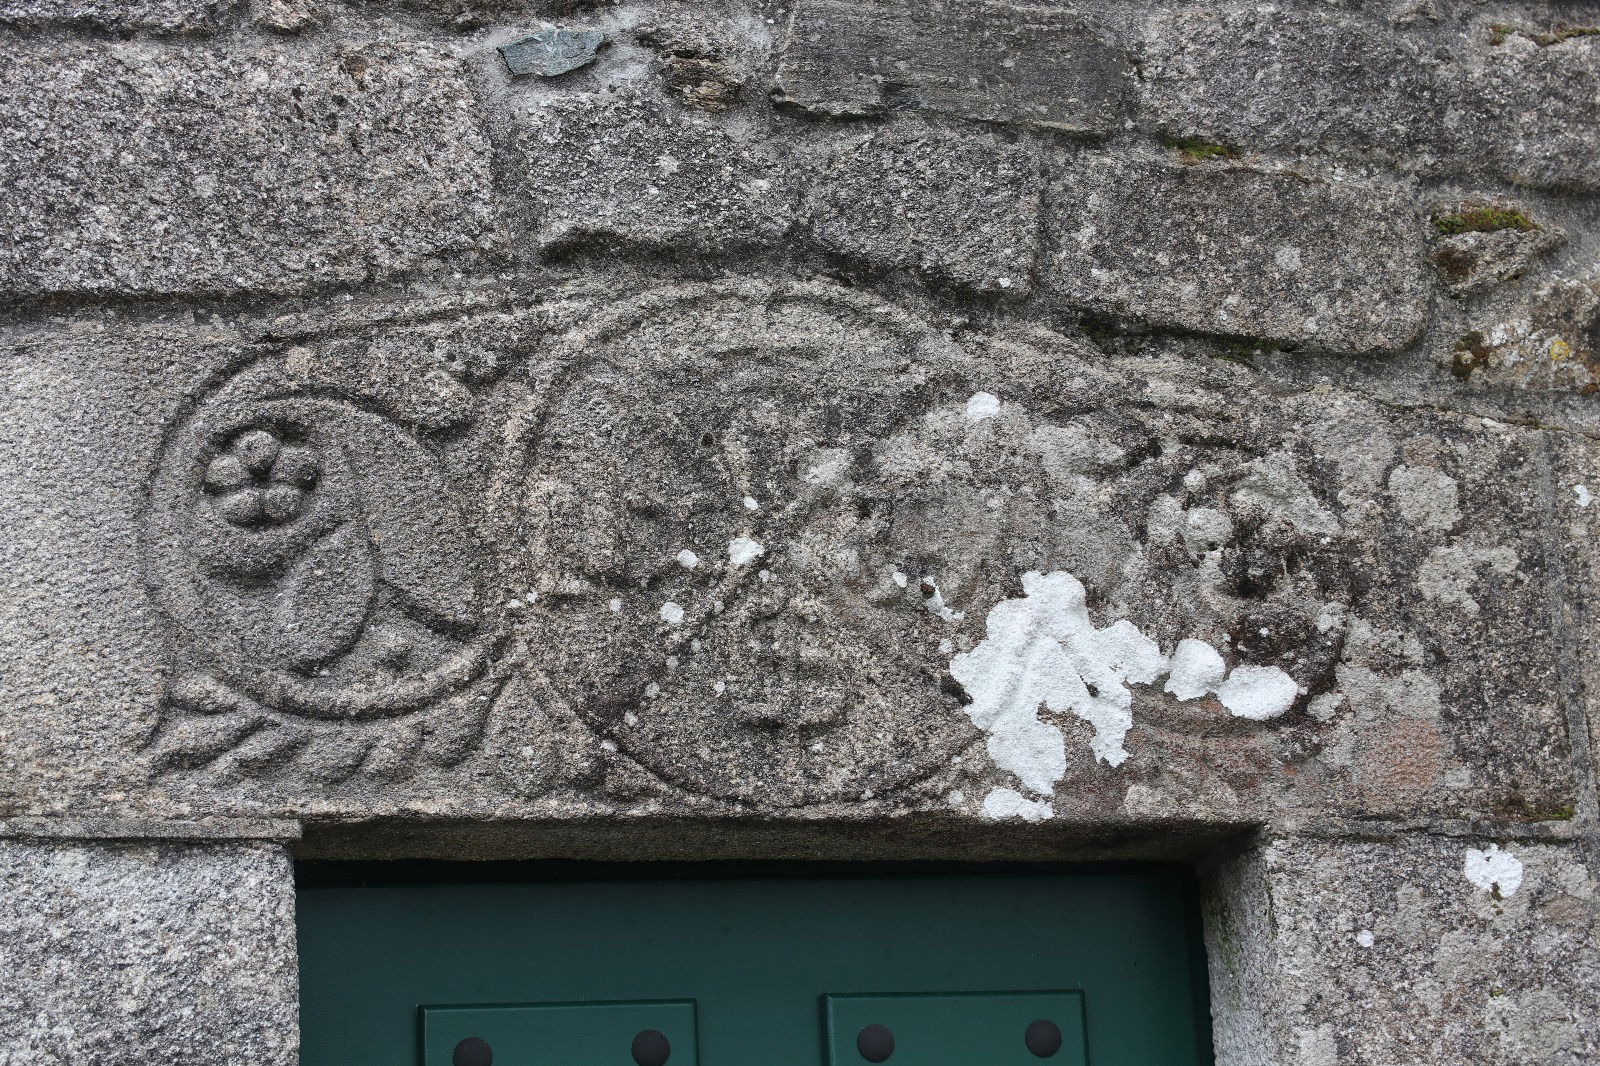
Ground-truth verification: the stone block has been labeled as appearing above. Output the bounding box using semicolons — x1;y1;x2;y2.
0;0;221;33
804;125;1040;295
512;94;793;257
774;0;1131;133
0;283;1578;832
1042;153;1430;353
1206;837;1600;1064
1140;8;1452;173
1140;8;1600;192
0;841;297;1065
1468;31;1600;192
0;42;499;300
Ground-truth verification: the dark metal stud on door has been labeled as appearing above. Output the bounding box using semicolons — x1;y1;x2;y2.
856;1023;894;1062
1025;1019;1063;1058
452;1037;492;1066
631;1028;671;1066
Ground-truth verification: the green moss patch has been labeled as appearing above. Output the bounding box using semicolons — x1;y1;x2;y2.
1432;206;1539;237
1162;136;1236;164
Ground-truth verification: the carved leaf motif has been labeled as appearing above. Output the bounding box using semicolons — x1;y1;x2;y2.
272;524;377;671
341;422;482;630
147;713;262;774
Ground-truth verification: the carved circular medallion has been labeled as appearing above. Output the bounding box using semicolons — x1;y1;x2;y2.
504;284;985;806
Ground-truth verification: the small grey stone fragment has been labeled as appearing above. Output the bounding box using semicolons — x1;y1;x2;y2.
500;29;606;78
0;841;298;1065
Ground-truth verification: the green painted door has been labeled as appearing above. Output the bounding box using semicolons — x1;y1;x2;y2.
298;864;1213;1066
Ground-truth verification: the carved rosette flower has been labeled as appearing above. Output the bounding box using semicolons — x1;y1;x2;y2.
141;357;506;784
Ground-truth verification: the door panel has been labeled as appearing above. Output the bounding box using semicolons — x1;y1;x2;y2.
420;1001;698;1066
823;992;1088;1066
298;865;1213;1066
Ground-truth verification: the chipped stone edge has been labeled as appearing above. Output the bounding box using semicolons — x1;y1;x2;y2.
0;817;302;841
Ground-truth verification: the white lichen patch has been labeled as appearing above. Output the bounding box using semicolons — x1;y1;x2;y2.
982;787;1053;822
728;536;765;566
965;391;1002;421
921;579;965;623
1417;545;1519;616
1165;638;1227;700
743;495;760;510
1216;664;1301;721
950;571;1165;785
1388;464;1462;532
1464;844;1525;897
952;572;1306;799
1576;484;1592;508
659;601;685;625
675;548;700;569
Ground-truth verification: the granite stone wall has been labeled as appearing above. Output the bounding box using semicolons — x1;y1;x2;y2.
1;0;1597;1062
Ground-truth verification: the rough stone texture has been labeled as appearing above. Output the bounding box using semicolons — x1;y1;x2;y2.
1206;837;1600;1065
805;125;1040;295
0;841;297;1065
0;283;1581;829
512;94;793;257
1140;7;1600;191
1043;153;1430;353
0;42;499;299
0;0;221;32
1;0;1599;1057
775;0;1131;132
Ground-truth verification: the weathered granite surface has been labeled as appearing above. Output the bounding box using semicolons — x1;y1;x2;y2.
0;0;221;32
774;0;1131;131
1044;152;1430;353
0;841;297;1065
0;0;1598;1058
0;42;498;299
0;281;1583;829
1206;836;1600;1065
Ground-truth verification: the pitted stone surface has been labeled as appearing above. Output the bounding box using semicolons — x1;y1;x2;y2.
775;0;1131;132
1206;837;1600;1065
0;0;220;31
805;125;1040;295
513;93;793;257
0;841;297;1065
0;42;499;299
1043;154;1430;353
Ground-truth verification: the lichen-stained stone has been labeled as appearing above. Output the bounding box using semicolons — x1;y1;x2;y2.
1042;153;1430;354
773;0;1131;133
0;283;1577;827
1549;431;1600;798
1428;201;1564;297
513;94;793;257
0;42;499;300
0;841;297;1065
804;124;1041;295
1206;837;1600;1064
1447;278;1600;392
0;0;222;32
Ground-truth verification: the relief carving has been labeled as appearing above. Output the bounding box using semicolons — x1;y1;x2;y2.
143;356;509;781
